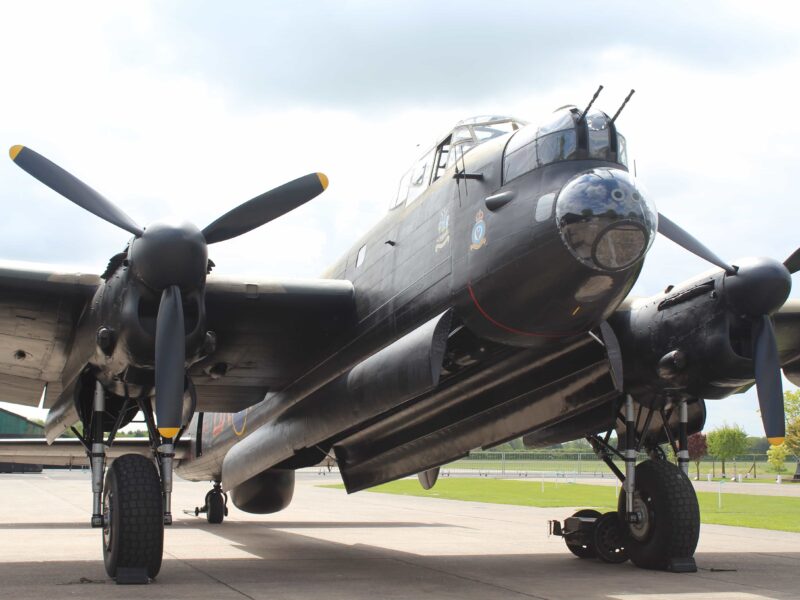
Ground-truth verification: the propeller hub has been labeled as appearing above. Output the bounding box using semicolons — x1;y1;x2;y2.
723;257;792;316
129;220;208;292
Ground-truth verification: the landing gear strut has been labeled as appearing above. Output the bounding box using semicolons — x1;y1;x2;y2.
552;395;700;571
79;381;180;583
194;482;229;524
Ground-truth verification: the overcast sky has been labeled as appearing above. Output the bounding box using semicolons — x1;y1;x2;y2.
1;1;799;435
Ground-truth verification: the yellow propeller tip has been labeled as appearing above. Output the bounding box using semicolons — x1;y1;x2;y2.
768;437;785;446
9;145;23;160
158;427;180;439
317;172;329;190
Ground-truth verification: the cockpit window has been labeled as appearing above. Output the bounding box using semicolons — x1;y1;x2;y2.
442;117;524;173
617;133;628;168
586;110;611;161
503;107;628;184
407;148;434;204
536;110;576;136
392;115;524;209
504;109;578;183
393;148;434;208
473;121;519;141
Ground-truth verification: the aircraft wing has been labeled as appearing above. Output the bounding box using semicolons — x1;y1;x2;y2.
0;261;99;408
0;260;354;415
189;275;355;412
0;437;191;468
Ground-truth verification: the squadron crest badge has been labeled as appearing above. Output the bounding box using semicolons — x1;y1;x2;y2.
470;209;487;250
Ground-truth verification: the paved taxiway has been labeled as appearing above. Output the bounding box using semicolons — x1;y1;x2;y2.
1;470;798;600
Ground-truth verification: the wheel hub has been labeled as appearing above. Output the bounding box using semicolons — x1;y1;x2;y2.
102;491;113;551
627;493;651;541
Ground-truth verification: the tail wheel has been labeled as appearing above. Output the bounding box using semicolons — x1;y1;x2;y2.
593;512;628;564
206;490;226;524
102;454;164;580
564;509;600;559
618;459;700;570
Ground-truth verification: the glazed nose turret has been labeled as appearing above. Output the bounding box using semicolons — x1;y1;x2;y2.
555;168;657;272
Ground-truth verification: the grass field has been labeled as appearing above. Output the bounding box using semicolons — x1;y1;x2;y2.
443;456;796;481
322;479;800;533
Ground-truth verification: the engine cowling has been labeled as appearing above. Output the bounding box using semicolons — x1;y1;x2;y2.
608;269;796;405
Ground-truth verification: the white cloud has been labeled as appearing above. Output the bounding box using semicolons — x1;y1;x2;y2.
1;2;799;435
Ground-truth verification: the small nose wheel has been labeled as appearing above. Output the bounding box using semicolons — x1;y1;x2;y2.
193;483;228;524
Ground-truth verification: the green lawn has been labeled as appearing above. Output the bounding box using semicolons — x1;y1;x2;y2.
441;457;795;481
321;479;800;533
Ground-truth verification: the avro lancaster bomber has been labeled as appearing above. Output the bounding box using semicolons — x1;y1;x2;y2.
1;87;798;581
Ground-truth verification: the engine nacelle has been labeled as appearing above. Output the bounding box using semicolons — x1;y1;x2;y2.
230;469;295;514
609;271;755;406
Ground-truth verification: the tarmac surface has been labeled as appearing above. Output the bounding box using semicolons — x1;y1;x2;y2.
1;470;798;600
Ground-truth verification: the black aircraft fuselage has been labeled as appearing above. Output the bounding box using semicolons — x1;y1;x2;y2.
176;109;659;500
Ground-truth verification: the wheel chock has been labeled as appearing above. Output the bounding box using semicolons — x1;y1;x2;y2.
667;557;697;573
115;567;149;585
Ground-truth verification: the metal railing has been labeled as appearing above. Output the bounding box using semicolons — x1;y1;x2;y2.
310;451;797;480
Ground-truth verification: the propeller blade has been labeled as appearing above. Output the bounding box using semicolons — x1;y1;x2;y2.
155;285;186;438
599;321;624;393
202;172;328;244
784;247;800;274
752;315;785;444
657;213;735;274
8;145;143;237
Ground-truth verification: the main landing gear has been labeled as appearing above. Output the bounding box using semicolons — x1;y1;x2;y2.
79;381;181;584
551;395;700;572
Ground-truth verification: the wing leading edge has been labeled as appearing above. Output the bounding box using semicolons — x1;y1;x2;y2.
189;275;355;412
0;261;99;408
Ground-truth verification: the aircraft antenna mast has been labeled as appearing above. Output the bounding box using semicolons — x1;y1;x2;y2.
610;89;636;123
578;85;603;123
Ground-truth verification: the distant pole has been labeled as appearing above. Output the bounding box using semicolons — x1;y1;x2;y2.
718;481;723;510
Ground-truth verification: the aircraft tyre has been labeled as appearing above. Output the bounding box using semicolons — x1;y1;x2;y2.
564;509;600;559
206;490;225;524
618;459;700;570
592;512;628;564
102;454;164;580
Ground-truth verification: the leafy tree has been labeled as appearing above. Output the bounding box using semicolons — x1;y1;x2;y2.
767;443;788;473
785;389;800;422
746;436;770;454
784;390;800;480
687;432;708;480
562;438;592;452
707;424;748;476
116;429;149;438
786;418;800;480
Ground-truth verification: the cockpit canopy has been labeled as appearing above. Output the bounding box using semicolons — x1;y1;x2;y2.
503;107;627;183
392;115;526;209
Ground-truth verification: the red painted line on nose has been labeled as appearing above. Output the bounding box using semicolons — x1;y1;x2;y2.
467;283;572;338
